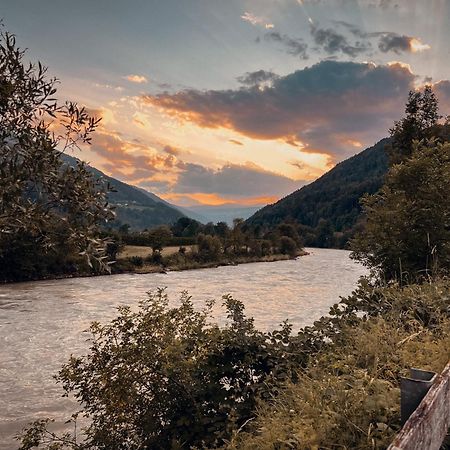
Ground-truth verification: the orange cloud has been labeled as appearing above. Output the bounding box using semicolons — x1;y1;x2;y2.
240;12;274;29
125;74;148;84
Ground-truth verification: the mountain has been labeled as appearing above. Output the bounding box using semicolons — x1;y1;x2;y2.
245;138;389;248
61;154;192;230
136;188;207;223
185;205;260;225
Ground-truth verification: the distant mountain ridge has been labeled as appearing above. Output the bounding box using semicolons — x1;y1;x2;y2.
245;138;389;248
185;205;260;225
61;154;192;229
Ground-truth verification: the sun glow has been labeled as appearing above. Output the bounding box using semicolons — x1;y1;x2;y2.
410;38;431;53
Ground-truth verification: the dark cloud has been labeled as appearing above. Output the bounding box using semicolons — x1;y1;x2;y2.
229;139;244;146
163;145;181;155
175;162;301;198
264;32;308;59
432;80;450;113
333;21;429;54
378;33;416;53
310;24;370;57
143;60;416;159
237;70;279;87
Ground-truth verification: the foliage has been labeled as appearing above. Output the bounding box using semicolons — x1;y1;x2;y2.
0;32;114;281
351;140;450;282
18;289;303;450
18;276;450;450
387;86;440;165
222;279;450;450
278;236;298;256
197;233;222;261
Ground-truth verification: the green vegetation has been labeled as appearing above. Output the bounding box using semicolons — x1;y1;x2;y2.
112;219;306;274
351;139;450;282
0;32;113;282
245;138;389;248
222;279;450;450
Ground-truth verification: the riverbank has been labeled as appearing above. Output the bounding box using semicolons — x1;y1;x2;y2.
0;249;309;283
113;249;309;275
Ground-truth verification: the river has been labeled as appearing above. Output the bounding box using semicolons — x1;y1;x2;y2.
0;248;366;449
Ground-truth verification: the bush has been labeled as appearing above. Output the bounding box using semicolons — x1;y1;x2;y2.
197;233;222;262
17;279;450;450
19;290;302;450
129;256;143;267
279;236;298;256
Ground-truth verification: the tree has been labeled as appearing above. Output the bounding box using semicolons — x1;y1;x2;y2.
215;221;230;239
351;139;450;282
387;85;440;164
279;236;298;256
197;233;222;261
0;32;114;281
277;223;303;247
147;225;172;253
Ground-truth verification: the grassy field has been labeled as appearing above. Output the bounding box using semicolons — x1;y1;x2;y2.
118;245;196;259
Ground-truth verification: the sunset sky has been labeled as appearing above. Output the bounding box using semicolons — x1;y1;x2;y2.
3;0;450;208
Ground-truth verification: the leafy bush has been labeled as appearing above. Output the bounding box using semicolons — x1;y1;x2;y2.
19;290;303;450
129;256;144;267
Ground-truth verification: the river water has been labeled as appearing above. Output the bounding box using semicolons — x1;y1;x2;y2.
0;248;366;449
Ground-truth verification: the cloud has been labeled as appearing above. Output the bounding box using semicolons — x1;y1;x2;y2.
174;162;301;198
378;33;430;54
88;130;303;206
241;12;274;29
237;70;279;87
161;192;278;207
334;22;430;54
229;139;244;146
163;145;182;156
142;60;416;159
124;74;148;84
264;32;308;59
432;80;450;112
310;24;370;57
90;130;177;183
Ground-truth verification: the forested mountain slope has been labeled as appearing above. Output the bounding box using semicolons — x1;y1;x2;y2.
246;139;389;248
61;154;187;229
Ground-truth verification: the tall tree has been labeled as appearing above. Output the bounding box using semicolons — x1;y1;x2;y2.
0;32;114;281
387;85;440;164
351;139;450;282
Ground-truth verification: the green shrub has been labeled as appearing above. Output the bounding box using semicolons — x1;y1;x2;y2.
129;256;144;267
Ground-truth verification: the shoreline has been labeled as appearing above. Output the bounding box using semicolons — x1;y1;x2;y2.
1;250;309;285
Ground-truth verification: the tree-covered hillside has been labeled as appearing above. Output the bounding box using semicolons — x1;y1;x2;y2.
62;154;187;230
245;139;389;248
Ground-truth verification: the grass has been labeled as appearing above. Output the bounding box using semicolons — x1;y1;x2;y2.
220;279;450;450
118;245;196;259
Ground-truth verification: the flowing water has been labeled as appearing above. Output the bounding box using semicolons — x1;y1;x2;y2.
0;248;366;449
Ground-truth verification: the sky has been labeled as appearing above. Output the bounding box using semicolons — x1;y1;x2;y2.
3;0;450;208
